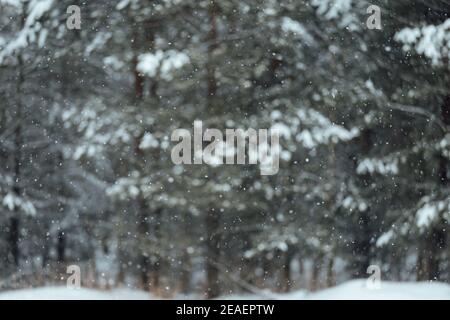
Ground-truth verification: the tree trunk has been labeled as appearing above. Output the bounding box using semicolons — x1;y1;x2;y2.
281;250;293;292
151;208;162;292
355;210;372;277
132;54;144;101
42;230;50;269
57;230;66;264
416;247;426;281
423;227;446;281
204;0;221;299
310;254;323;291
298;256;305;287
352;128;374;277
8;217;20;267
137;200;151;291
205;208;221;298
180;249;191;294
9;47;25;268
326;257;335;287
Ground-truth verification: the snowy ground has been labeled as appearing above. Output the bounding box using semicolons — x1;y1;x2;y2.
0;287;151;300
0;280;448;300
269;280;450;300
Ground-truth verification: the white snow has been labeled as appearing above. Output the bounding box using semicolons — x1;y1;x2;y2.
85;32;111;56
376;230;394;247
116;0;131;10
281;17;314;44
138;51;164;77
311;0;357;29
312;0;352;20
0;280;449;300
139;132;159;149
2;192;36;216
303;280;450;300
357;158;399;175
285;108;360;149
220;280;450;300
0;0;54;63
137;50;189;80
0;0;22;7
416;203;438;230
395;19;450;65
0;287;151;300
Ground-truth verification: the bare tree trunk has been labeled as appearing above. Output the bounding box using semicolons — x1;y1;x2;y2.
352;128;374;277
280;250;293;292
326;257;335;287
137;200;151;291
57;231;66;264
10;134;21;267
42;229;50;269
132;54;144;101
424;227;446;281
298;256;305;287
151;208;162;292
205;208;221;298
204;0;221;299
416;248;425;281
8;217;20;267
180;249;191;294
116;241;125;285
310;254;323;291
9;46;25;268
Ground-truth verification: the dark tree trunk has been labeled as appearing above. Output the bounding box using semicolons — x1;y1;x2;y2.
310;254;323;291
326;257;335;287
131;24;144;102
204;0;221;300
57;231;66;264
132;54;144;101
280;249;293;292
423;227;446;281
354;210;372;277
8;217;20;267
151;208;162;292
9;48;24;268
140;255;150;291
180;249;191;294
205;208;221;298
42;230;50;269
298;256;305;287
352;128;374;277
416;247;426;281
137;200;150;291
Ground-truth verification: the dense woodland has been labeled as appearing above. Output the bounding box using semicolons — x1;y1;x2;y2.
0;0;449;298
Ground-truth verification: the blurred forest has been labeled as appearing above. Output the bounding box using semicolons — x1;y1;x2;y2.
0;0;449;298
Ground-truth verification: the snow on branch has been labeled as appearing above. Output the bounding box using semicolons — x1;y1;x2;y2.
137;50;189;80
357;157;399;175
295;108;359;148
395;19;450;66
1;192;36;216
0;0;54;63
416;196;450;232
